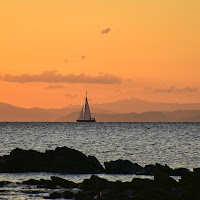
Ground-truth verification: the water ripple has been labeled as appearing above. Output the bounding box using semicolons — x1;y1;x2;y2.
0;122;199;169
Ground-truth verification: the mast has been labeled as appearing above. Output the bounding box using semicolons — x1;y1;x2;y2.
84;91;91;120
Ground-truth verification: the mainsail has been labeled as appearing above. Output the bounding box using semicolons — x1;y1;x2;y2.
77;92;96;122
84;95;91;120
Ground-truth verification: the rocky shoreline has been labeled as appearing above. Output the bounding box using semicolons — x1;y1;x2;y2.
0;146;197;176
0;172;200;199
0;147;200;199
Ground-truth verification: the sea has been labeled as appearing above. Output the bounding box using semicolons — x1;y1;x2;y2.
0;122;199;199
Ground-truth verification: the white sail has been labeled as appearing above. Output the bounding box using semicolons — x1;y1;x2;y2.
84;95;91;120
77;91;95;122
78;106;84;120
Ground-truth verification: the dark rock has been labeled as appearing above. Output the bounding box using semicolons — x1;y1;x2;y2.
22;177;78;189
0;146;104;173
51;176;78;188
193;168;200;174
39;179;57;189
155;163;174;175
143;164;157;175
8;148;47;172
131;195;146;200
48;191;62;199
22;179;41;185
173;168;190;176
80;175;110;192
178;188;200;200
154;171;178;188
62;190;74;198
131;178;155;189
98;189;132;200
22;178;57;189
0;189;8;193
137;188;175;200
4;173;200;200
1;148;48;172
47;190;74;199
75;191;96;200
45;147;103;173
143;164;174;175
180;172;200;186
0;146;196;178
22;189;45;194
0;181;12;187
113;180;130;190
37;185;49;188
104;159;143;174
88;155;105;173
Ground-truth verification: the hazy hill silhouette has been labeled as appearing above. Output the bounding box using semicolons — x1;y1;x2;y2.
91;98;200;113
58;110;200;122
0;102;68;121
0;102;114;121
1;99;200;121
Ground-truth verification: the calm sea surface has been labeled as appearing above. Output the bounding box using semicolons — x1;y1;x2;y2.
0;122;199;199
0;122;199;169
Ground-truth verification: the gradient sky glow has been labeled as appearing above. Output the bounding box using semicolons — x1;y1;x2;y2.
0;0;200;108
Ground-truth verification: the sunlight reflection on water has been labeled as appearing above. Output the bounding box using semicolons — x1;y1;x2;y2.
0;122;199;169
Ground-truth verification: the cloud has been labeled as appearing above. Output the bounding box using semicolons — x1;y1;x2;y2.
0;71;121;84
81;56;86;60
154;86;198;93
65;93;78;99
101;28;111;34
44;85;65;89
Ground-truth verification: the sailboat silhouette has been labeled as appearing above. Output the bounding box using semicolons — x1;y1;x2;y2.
77;92;96;122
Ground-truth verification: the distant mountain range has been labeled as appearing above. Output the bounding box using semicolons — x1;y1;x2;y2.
0;99;200;122
90;98;200;113
58;110;200;122
0;102;113;122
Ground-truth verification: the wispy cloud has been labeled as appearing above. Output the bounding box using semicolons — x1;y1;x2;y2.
44;85;65;89
81;56;86;60
153;86;198;93
101;28;111;34
65;93;78;99
0;71;121;84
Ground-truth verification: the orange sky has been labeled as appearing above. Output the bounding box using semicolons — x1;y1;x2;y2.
0;0;200;108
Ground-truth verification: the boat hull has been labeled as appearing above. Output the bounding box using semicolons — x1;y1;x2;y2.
77;119;96;122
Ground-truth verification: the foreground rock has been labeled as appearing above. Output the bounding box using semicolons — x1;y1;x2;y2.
0;146;194;175
22;176;78;189
104;160;144;174
47;190;75;199
19;172;200;200
0;181;12;187
104;160;191;176
0;147;104;173
1;173;200;199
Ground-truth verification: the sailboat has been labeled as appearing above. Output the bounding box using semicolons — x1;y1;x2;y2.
77;92;96;122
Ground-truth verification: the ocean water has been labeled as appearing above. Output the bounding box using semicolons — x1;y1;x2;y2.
0;122;200;169
0;122;199;199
